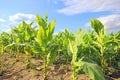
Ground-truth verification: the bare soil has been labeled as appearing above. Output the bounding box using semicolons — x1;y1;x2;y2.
0;54;120;80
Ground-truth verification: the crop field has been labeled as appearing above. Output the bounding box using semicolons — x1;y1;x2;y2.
0;14;120;80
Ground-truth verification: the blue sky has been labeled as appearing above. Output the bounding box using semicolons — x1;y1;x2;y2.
0;0;120;33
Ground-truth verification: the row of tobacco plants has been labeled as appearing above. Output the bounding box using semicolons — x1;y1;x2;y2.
0;14;120;80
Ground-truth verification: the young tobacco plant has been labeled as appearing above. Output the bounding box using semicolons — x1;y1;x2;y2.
0;32;12;54
36;14;56;80
91;19;120;74
24;46;31;69
67;29;105;80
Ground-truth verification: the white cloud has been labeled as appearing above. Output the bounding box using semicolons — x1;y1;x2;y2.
9;13;36;23
58;0;120;15
85;14;120;32
0;13;36;33
0;24;11;33
98;14;120;30
0;18;6;22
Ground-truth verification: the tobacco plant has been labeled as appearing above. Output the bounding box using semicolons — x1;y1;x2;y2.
0;32;12;54
67;29;105;80
91;19;120;74
4;21;37;54
36;14;56;79
108;31;120;69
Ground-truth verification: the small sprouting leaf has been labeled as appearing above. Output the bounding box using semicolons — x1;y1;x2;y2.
24;50;30;56
31;47;39;54
16;38;20;43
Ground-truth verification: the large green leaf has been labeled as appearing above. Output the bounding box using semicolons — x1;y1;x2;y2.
18;21;25;32
46;52;57;67
25;31;30;41
69;40;78;63
36;27;45;47
74;59;105;80
36;15;46;30
47;20;56;40
76;30;86;45
91;19;104;35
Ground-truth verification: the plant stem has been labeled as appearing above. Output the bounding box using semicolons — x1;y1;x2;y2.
72;66;77;80
44;55;47;80
100;44;106;74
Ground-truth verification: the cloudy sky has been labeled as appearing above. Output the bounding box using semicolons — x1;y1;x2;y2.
0;0;120;33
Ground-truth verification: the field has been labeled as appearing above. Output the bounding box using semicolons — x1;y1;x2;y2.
0;54;120;80
0;14;120;80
